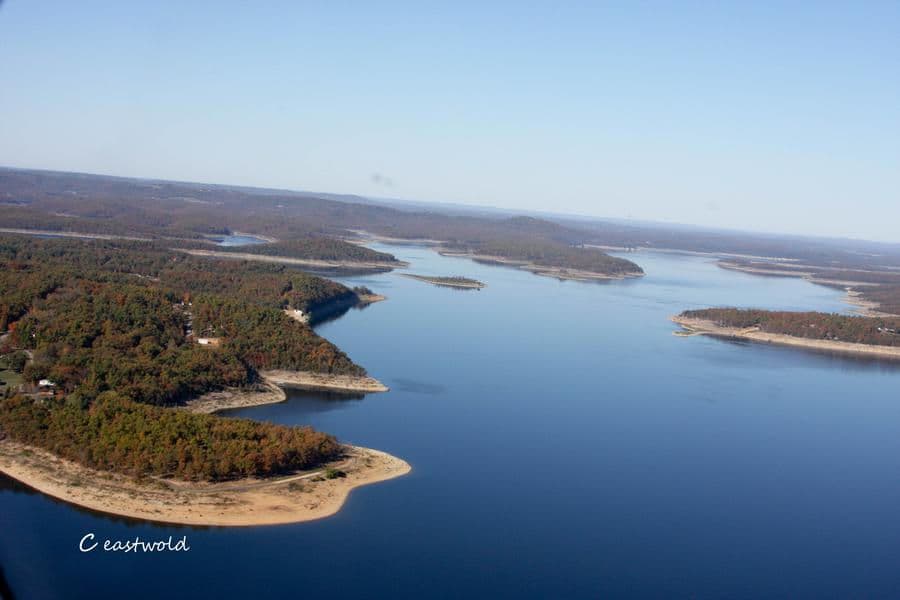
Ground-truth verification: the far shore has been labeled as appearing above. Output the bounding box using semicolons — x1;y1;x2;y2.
0;440;410;526
176;248;407;271
671;315;900;360
437;250;644;282
0;227;151;242
717;260;880;288
344;230;643;281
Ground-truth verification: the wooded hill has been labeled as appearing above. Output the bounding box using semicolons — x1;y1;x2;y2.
0;168;642;277
0;235;365;481
681;308;900;347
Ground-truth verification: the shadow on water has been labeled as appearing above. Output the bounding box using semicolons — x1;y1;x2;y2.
223;389;367;422
0;563;16;600
699;337;900;372
309;298;387;327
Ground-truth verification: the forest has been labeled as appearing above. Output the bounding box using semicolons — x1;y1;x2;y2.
0;234;367;480
0;168;643;278
681;308;900;347
446;238;643;276
214;237;400;263
0;393;340;481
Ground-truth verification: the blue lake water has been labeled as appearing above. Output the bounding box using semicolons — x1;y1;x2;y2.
215;234;268;246
3;246;900;599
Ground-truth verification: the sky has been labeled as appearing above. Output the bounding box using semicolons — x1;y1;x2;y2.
1;1;898;241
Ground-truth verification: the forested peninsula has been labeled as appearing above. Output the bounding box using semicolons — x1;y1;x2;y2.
0;234;405;524
673;308;900;360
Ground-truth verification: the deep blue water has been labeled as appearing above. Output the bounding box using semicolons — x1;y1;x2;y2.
3;246;900;599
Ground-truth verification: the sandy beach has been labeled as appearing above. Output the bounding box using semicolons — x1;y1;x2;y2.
671;315;900;360
261;370;389;394
0;440;410;526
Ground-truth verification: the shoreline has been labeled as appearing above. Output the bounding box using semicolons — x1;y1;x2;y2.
345;230;642;281
437;250;643;282
176;248;407;271
0;227;151;242
261;370;389;394
715;260;894;317
0;440;410;526
671;316;900;360
184;370;389;414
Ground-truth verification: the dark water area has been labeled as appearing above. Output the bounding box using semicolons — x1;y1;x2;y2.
3;246;900;599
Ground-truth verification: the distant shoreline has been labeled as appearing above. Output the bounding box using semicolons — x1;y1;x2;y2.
0;440;410;526
346;231;643;281
176;248;406;271
0;227;151;241
671;315;900;360
437;250;643;282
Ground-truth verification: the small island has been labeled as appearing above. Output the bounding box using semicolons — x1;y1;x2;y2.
672;308;900;360
401;274;486;289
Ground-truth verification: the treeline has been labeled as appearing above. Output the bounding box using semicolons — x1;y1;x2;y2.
215;237;399;264
0;169;642;277
192;298;364;375
448;238;643;275
0;235;360;314
13;283;249;405
681;308;900;347
0;393;340;481
0;234;368;481
1;236;367;405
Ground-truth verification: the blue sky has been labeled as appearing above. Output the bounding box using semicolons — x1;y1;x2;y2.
1;1;898;241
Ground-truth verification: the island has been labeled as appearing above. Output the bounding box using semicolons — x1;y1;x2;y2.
0;234;407;525
401;274;485;289
672;308;900;360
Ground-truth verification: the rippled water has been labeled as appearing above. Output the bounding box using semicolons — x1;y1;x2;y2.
3;246;900;599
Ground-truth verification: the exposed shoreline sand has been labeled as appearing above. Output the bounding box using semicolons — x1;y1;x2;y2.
183;369;389;414
0;440;410;526
262;370;389;394
671;316;900;360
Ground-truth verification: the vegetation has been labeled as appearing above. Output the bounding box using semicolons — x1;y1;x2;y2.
404;274;485;288
0;168;642;278
0;234;367;481
0;393;341;481
681;308;900;347
215;237;399;264
448;238;642;276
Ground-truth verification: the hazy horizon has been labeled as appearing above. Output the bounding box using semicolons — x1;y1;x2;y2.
1;2;898;241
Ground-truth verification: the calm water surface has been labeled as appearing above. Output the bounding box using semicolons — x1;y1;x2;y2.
2;247;900;599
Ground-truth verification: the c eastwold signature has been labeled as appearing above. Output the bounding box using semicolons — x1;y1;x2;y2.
79;533;191;553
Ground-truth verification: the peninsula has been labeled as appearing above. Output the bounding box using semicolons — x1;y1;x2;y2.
0;439;410;526
0;234;406;525
672;309;900;360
